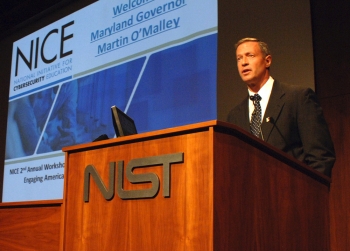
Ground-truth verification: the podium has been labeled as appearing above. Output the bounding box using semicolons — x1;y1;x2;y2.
60;120;330;250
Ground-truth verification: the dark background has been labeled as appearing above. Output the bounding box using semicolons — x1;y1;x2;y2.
0;0;349;250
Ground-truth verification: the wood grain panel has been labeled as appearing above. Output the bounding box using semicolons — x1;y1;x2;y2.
213;130;330;250
321;94;350;251
61;121;330;250
0;202;61;251
62;130;214;250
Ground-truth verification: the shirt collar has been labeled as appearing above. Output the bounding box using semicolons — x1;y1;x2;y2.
248;76;274;102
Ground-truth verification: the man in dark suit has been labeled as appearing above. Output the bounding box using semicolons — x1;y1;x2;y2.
227;37;335;177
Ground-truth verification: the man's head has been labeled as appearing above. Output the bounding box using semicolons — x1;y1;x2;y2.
235;38;272;93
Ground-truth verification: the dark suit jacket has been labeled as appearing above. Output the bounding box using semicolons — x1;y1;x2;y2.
227;80;335;177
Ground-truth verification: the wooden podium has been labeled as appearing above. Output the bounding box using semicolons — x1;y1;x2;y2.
60;120;330;250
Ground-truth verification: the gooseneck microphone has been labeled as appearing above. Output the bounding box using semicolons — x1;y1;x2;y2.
258;117;275;141
259;125;264;141
264;116;298;159
266;117;274;123
260;117;275;141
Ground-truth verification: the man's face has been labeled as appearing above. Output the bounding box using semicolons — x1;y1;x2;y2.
236;41;271;91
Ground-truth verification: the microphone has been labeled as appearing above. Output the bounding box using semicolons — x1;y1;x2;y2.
259;126;264;141
264;116;298;159
259;117;275;141
266;117;274;123
259;117;275;140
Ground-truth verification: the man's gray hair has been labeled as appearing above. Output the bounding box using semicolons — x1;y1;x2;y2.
235;37;271;57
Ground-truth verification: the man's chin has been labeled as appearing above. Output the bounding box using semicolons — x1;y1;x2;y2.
241;77;254;85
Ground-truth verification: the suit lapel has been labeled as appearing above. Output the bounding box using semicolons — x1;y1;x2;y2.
261;81;285;142
239;96;251;132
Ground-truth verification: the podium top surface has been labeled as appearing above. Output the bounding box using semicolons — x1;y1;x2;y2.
62;120;330;185
62;120;221;152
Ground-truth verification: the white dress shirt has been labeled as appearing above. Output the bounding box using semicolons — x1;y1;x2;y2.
248;76;274;122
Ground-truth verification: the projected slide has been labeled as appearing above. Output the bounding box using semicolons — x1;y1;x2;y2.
3;0;217;202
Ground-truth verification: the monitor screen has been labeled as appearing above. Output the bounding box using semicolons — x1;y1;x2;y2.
111;105;137;137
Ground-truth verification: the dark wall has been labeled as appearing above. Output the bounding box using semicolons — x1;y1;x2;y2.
217;0;315;121
311;0;350;98
310;1;350;250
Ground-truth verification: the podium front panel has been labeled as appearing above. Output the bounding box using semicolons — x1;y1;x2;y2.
62;128;215;250
61;121;330;251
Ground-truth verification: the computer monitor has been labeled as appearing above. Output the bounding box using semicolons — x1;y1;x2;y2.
111;105;137;137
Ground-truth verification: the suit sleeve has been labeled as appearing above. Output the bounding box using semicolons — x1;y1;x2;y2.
297;88;335;176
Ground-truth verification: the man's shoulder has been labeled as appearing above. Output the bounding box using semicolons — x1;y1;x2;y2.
231;95;249;113
272;80;316;101
227;96;248;123
272;80;319;108
274;80;313;93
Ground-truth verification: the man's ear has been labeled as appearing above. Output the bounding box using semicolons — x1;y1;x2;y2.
265;55;272;68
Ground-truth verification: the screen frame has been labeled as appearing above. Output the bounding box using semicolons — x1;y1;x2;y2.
111;105;137;137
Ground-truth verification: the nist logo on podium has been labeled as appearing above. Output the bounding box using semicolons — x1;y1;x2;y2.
14;21;74;77
83;153;184;201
